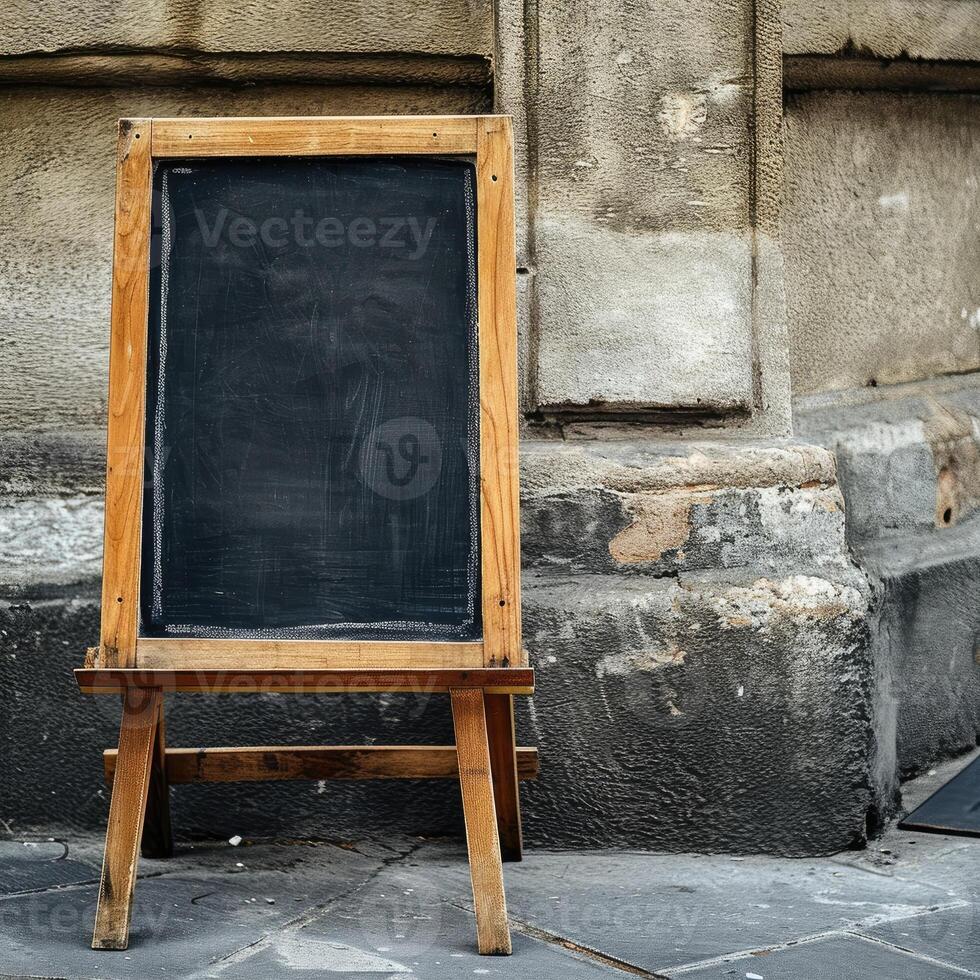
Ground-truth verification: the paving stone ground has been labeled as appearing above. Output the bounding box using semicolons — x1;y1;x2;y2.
0;751;977;979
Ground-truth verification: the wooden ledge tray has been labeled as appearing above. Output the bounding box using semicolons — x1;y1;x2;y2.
75;667;534;695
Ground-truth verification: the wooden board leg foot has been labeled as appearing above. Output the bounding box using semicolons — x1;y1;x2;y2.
92;687;162;950
451;688;511;955
485;694;523;862
141;702;173;859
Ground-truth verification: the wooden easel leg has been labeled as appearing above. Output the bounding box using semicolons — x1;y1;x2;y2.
141;701;173;859
451;688;511;955
92;687;162;950
485;694;523;862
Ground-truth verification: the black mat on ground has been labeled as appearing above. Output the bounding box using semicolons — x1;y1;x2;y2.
900;756;980;837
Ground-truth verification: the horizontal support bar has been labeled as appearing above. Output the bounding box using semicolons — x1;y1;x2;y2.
75;667;534;695
151;115;480;157
104;745;539;784
135;637;485;670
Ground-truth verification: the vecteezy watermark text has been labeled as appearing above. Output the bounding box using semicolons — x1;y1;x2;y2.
196;207;438;259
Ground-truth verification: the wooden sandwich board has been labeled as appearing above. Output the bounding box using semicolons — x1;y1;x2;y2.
76;115;533;956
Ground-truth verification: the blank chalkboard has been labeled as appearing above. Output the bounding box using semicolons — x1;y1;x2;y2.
139;156;481;641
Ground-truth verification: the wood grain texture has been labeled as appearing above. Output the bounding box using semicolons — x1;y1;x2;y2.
99;119;152;669
140;705;173;859
136;639;484;670
76;667;534;695
105;745;539;784
476;117;522;667
485;694;523;862
152;115;478;157
451;688;511;955
92;687;161;950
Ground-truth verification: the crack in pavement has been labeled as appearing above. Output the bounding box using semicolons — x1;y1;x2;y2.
665;900;975;976
445;899;668;978
194;837;426;977
844;929;980;979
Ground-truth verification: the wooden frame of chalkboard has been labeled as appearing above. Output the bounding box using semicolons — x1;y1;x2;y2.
95;114;521;672
75;116;534;957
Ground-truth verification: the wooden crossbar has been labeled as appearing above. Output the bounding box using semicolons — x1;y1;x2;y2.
104;745;539;784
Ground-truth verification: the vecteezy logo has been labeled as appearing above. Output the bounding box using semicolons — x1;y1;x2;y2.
358;418;442;500
194;208;438;260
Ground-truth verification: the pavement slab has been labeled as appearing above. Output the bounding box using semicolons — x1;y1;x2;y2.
0;833;977;979
0;840;100;894
205;897;615;979
672;934;976;980
860;904;980;976
1;878;298;979
0;757;978;979
403;842;967;973
0;839;398;980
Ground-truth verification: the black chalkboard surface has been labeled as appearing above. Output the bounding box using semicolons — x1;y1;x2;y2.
140;156;481;640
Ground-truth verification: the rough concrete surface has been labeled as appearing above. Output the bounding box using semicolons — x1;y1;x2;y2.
0;760;977;978
0;84;490;434
531;1;752;235
0;0;493;58
783;90;980;396
521;0;790;426
533;222;754;411
796;376;980;797
783;0;980;63
0;497;102;594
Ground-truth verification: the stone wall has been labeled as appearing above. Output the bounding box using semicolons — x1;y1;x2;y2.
784;0;980;793
2;442;878;855
1;1;978;855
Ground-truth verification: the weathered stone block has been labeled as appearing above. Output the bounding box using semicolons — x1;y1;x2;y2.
796;380;980;543
522;438;845;577
526;479;845;579
534;223;754;411
784;91;980;395
514;438;879;851
520;0;785;416
521;569;875;854
869;524;980;780
797;378;980;790
783;0;980;62
0;0;492;58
